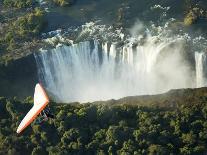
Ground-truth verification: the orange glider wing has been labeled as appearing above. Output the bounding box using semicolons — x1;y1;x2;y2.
16;83;49;134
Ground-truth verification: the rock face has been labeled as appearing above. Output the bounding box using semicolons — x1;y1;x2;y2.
0;54;38;99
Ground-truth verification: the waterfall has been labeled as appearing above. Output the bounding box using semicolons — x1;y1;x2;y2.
195;52;207;88
35;40;193;103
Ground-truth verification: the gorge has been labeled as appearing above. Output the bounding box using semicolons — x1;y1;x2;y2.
35;24;207;102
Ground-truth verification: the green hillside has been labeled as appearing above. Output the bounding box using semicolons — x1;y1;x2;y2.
1;88;207;155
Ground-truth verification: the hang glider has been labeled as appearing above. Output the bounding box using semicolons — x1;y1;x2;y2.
17;83;52;134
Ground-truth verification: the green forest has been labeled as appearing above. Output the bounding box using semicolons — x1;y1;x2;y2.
1;88;207;155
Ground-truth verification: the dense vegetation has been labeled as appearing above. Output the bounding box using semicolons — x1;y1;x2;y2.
0;8;45;51
3;0;34;8
0;0;46;64
1;88;207;155
184;0;207;26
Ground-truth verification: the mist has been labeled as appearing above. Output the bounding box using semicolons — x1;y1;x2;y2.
35;21;201;103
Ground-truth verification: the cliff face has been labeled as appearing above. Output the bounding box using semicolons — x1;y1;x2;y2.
0;54;38;99
95;87;207;108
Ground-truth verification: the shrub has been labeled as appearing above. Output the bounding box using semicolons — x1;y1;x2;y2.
3;0;33;8
53;0;74;6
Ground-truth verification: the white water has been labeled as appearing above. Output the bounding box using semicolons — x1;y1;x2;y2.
35;37;194;102
195;52;207;88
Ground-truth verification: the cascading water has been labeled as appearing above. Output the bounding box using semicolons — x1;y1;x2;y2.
35;35;194;102
195;52;207;88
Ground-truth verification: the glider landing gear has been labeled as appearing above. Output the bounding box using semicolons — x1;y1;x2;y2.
35;107;54;124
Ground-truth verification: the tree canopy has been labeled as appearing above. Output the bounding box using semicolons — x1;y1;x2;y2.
0;90;207;155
